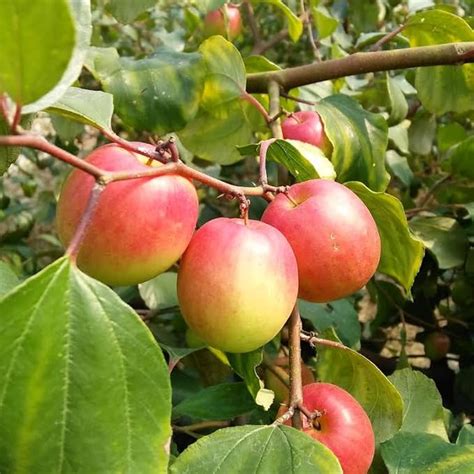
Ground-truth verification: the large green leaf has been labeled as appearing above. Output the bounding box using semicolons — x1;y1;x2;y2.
251;1;303;42
0;0;76;105
108;0;157;23
23;0;92;114
409;217;468;269
0;258;171;473
381;432;474;473
48;87;114;131
346;181;424;294
170;425;342;473
317;95;390;192
173;383;256;421
389;368;448;441
404;10;474;115
299;298;360;349
0;261;19;297
86;46;205;134
227;350;274;411
457;425;474;446
139;272;179;310
348;0;385;33
316;330;403;443
450;136;474;180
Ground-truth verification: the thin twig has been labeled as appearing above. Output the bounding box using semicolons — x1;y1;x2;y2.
288;304;303;429
241;91;271;123
369;24;406;52
300;332;347;350
300;0;321;62
243;0;261;45
418;174;452;208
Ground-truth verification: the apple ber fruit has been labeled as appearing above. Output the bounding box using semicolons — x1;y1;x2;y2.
278;382;375;474
281;110;332;156
203;4;242;40
177;217;298;353
56;143;199;286
424;331;451;361
262;179;381;302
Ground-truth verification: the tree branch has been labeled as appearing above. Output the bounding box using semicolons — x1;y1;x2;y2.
288;304;303;429
247;42;474;93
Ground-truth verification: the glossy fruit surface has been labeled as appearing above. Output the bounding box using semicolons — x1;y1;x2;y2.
279;383;375;474
281;110;331;155
56;143;199;285
204;4;242;40
424;331;451;361
177;217;298;353
262;179;381;302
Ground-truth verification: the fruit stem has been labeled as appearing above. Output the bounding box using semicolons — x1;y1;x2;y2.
241;91;271;124
288;304;303;429
66;182;106;263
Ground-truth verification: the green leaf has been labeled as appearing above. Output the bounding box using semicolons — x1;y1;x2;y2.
409;217;468;269
170;425;342;473
457;424;474;446
312;7;339;39
267;140;336;182
139;272;178;310
381;432;474;473
299;298;361;349
108;0;157;23
0;261;19;297
386;74;409;125
348;0;386;32
227;350;274;411
86;46;205;134
389;368;448;440
450;136;474;180
388;121;410;155
178;103;253;165
160;344;204;372
405;10;474;115
23;0;92;114
317;95;390;192
386;150;414;187
0;0;76;105
252;1;303;42
0;258;171;473
199;36;246;111
347;181;424;295
408;111;436;155
437;122;467;153
316;329;403;443
48;87;114;131
174;383;256;421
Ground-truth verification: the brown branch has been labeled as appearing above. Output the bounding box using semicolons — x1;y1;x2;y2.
247;42;474;92
243;0;261;45
288;304;303;429
300;332;347;350
241;91;271;123
251;28;289;56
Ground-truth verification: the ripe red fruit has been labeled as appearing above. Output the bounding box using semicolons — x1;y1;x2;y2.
278;383;375;474
424;331;451;361
262;179;381;302
177;217;298;353
56;143;199;286
204;4;242;40
281;111;332;155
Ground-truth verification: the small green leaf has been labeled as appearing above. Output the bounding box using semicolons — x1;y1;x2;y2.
450;136;474;180
170;425;342;473
348;0;386;33
0;258;171;473
23;0;92;114
347;181;424;294
252;1;303;42
139;272;178;310
457;425;474;446
227;350;274;410
316;329;403;443
409;111;436;155
405;10;474;115
108;0;157;23
267;140;336;182
0;0;76;106
409;217;468;269
317;95;390;192
299;298;361;349
312;7;339;39
48;87;114;131
174;383;256;421
381;432;474;473
0;261;19;297
86;46;205;134
386;150;414;187
389;368;448;440
437;122;467;153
